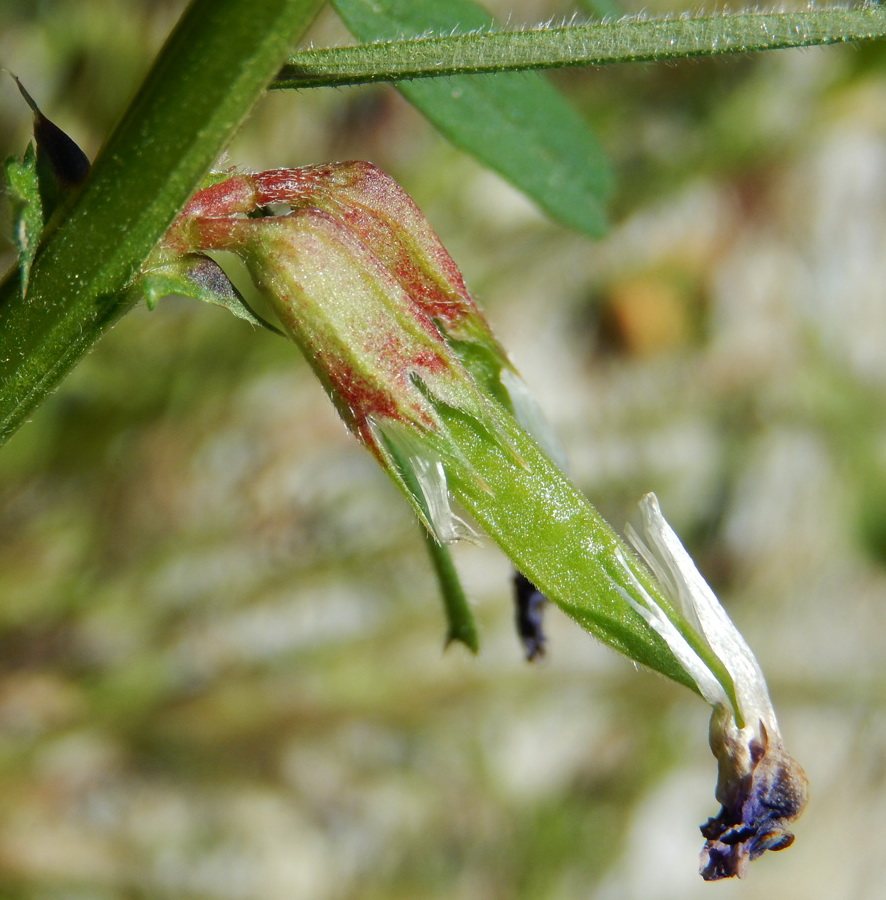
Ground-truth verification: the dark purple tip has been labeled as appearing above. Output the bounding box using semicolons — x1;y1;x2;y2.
513;571;548;661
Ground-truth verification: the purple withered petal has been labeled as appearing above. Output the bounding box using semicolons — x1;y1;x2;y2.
700;720;808;879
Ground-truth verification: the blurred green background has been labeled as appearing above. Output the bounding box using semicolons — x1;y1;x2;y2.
1;1;885;897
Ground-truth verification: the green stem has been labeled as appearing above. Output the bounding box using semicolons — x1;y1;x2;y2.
0;0;325;447
274;8;886;88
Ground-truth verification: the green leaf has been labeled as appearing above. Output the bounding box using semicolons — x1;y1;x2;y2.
3;144;43;295
330;0;613;237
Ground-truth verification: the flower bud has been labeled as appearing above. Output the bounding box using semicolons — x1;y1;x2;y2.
174;164;521;543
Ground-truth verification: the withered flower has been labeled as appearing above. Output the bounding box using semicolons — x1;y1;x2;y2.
623;494;808;879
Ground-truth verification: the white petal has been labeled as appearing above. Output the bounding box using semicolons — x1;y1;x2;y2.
629;494;777;732
411;455;477;544
613;550;731;709
370;419;477;545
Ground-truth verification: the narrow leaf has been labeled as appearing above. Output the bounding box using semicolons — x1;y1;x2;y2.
423;528;480;653
330;0;613;237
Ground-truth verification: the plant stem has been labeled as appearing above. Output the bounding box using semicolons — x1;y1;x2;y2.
0;0;325;447
274;8;886;88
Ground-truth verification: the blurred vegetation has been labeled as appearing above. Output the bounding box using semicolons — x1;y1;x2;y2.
1;0;886;897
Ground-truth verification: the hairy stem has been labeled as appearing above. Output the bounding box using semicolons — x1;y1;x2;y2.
275;8;886;88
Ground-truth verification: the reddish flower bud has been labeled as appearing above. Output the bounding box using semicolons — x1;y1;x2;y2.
164;162;527;540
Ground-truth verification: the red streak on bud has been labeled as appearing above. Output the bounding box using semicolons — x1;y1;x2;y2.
412;346;450;374
253;163;488;334
192;208;455;444
321;349;443;456
389;257;472;330
182;175;258;219
326;358;405;440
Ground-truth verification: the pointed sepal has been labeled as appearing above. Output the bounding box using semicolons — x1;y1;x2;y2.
136;253;283;334
4;144;43;295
